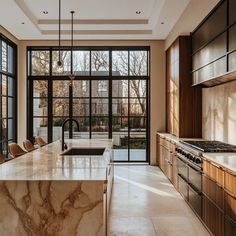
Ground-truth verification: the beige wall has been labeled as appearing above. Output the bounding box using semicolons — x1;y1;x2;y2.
0;25;19;45
18;40;165;164
202;81;236;145
165;0;220;50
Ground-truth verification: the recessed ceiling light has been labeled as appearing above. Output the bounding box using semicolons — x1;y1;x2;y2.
43;11;48;14
21;22;25;25
161;22;164;24
136;11;141;14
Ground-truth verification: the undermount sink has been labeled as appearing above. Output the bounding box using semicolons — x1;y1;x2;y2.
61;148;105;156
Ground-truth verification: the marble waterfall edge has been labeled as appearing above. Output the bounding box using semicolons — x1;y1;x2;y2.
0;180;105;235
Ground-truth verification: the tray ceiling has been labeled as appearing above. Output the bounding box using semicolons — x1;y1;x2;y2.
0;0;190;40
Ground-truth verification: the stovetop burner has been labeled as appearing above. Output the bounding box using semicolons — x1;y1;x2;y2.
180;140;236;152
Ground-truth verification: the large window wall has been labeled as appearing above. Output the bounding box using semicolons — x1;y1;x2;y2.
28;47;149;162
0;34;17;157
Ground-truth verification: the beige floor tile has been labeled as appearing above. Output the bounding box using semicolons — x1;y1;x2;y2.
108;217;156;236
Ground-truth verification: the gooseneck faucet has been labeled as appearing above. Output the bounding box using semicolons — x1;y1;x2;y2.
61;118;80;151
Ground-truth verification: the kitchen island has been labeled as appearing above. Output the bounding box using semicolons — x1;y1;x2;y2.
0;139;114;236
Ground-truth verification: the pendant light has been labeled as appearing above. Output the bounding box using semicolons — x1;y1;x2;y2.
69;11;75;86
57;0;62;67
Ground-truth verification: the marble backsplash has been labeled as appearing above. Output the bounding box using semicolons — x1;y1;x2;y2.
202;80;236;145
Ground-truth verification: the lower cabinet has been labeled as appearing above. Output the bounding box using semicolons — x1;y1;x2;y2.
224;216;236;236
156;135;178;188
203;195;224;236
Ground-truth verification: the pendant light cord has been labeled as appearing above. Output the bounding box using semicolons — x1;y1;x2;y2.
71;11;74;52
58;0;61;65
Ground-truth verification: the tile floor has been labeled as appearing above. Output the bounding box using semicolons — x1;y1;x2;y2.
108;165;210;236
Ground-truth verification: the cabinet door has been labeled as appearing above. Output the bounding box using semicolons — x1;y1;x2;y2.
203;160;224;186
224;191;236;223
203;195;224;236
202;174;224;210
225;216;236;236
225;171;236;197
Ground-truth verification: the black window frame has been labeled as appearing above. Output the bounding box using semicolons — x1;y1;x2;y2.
0;33;17;158
27;46;150;163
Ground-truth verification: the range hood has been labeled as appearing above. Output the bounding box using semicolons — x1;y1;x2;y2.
192;70;236;87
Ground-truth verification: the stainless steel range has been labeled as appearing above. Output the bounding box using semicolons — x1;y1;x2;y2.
176;140;236;218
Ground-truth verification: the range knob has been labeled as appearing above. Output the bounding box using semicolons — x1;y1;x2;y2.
195;158;202;164
186;154;191;159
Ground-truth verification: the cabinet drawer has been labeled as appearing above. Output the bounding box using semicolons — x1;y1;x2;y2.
224;191;236;223
203;195;224;236
178;174;188;201
202;174;224;210
203;160;224;186
225;171;236;197
225;216;236;236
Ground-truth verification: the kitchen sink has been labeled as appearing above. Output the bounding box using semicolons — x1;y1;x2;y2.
61;148;105;156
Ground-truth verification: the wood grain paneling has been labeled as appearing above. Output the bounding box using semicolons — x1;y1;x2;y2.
203;195;224;236
203;160;224;186
225;171;236;197
166;36;202;138
202;174;224;210
224;191;236;223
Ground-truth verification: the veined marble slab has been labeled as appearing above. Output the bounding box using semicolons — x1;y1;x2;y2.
0;180;105;235
0;139;114;235
0;139;113;181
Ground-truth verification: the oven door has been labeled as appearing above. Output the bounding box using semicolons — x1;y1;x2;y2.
178;174;188;201
188;163;202;192
189;183;202;218
177;155;188;180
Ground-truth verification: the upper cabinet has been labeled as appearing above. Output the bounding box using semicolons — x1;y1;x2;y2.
192;0;236;87
166;36;202;138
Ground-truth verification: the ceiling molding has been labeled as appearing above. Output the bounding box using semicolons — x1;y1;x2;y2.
38;19;149;25
14;0;40;31
42;30;153;35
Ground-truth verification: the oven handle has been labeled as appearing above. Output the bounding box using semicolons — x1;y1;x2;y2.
177;153;202;172
188;182;202;196
187;163;202;174
178;173;188;183
177;154;187;163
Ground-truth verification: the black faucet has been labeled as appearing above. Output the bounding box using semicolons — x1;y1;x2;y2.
61;118;80;151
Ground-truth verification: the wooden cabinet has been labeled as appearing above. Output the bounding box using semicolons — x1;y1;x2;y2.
224;216;236;236
203;159;236;236
156;134;178;188
166;36;202;138
224;171;236;196
202;160;224;236
203;195;224;236
203;160;224;186
191;0;236;87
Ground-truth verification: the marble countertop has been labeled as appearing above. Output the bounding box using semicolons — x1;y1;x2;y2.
203;153;236;173
156;132;180;144
0;139;113;181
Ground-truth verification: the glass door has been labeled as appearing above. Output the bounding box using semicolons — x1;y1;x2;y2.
112;79;148;162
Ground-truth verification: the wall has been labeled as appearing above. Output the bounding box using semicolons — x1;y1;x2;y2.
202;81;236;145
165;0;220;50
18;40;165;165
0;26;19;45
